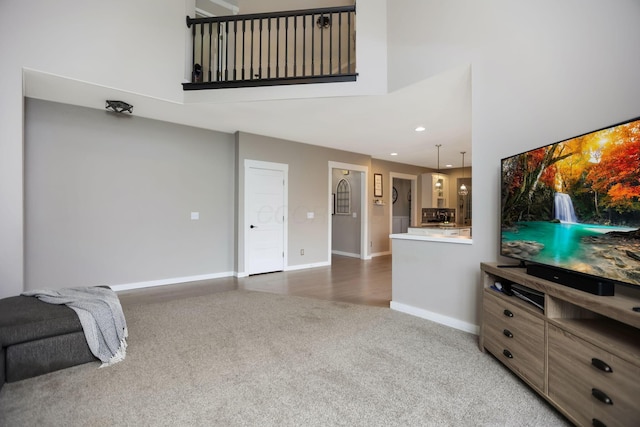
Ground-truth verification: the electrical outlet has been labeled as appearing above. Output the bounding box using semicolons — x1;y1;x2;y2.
300;249;304;256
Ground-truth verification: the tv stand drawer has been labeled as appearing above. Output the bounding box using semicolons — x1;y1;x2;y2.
482;289;544;390
548;324;640;427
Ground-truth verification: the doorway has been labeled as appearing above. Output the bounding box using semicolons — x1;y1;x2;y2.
328;161;369;262
331;168;362;258
389;172;418;236
456;177;472;226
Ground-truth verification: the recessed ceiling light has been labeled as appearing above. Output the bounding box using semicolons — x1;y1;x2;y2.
415;126;426;132
390;152;398;156
445;164;453;168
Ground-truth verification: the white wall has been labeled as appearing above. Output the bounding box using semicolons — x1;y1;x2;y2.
387;0;640;326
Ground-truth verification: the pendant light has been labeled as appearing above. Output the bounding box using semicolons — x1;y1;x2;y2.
458;151;468;196
434;144;442;190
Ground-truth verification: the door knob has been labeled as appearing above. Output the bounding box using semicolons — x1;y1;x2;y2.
250;225;257;229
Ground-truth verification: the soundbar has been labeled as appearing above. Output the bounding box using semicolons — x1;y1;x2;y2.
526;264;615;296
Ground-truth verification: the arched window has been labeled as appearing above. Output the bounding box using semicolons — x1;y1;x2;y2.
336;179;351;215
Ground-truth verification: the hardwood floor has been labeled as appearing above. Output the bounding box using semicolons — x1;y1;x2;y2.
117;254;392;308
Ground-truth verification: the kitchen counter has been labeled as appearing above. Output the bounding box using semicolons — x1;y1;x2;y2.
390;233;472;244
407;225;471;238
389;225;472;244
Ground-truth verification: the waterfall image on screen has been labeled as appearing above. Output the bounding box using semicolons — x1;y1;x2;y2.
500;117;640;288
553;193;577;223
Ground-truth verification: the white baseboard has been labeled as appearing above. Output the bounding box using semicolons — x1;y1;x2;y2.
110;272;235;292
390;301;479;335
331;250;389;259
331;250;361;258
285;261;331;271
234;261;332;277
371;250;391;257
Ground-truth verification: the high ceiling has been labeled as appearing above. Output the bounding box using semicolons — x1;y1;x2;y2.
24;0;472;170
24;65;471;170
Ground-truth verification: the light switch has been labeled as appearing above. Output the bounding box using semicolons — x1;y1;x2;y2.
307;212;314;219
352;212;357;218
191;212;200;220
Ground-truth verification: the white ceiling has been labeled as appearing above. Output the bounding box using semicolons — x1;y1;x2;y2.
23;64;471;170
22;0;472;171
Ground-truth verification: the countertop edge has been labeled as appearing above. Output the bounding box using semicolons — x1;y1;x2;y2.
389;233;473;245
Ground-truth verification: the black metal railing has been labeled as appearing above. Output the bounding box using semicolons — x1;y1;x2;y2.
183;5;357;90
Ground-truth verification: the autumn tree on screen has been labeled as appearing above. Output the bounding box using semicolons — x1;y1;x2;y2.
585;122;640;213
502;120;640;226
501;144;573;224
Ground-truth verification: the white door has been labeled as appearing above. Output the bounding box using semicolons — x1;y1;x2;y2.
246;167;285;275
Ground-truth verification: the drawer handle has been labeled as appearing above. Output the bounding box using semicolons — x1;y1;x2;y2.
592;419;607;427
503;329;513;338
592;388;613;405
503;349;513;359
591;358;613;373
503;309;514;318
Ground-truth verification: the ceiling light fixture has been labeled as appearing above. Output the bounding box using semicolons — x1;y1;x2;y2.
390;152;398;156
415;126;426;132
105;100;133;114
458;151;469;196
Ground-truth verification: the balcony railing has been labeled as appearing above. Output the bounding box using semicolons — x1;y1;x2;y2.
183;5;357;90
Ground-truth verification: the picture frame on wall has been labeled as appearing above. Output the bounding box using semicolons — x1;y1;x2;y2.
374;173;383;197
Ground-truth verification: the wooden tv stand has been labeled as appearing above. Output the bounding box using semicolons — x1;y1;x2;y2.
480;262;640;427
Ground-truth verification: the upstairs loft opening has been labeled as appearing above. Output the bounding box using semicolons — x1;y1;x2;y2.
184;5;357;90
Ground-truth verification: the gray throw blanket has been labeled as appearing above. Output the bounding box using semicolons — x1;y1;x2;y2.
22;286;128;367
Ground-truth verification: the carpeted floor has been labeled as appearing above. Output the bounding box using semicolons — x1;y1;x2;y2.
0;290;570;426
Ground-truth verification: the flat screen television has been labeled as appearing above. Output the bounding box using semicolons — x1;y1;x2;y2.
500;117;640;295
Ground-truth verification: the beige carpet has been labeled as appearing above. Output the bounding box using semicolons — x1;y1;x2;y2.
0;290;569;426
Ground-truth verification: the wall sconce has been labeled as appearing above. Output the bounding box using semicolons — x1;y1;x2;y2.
105;100;133;114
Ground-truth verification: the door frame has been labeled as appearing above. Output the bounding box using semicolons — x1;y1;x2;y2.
389;172;419;238
328;161;369;262
243;159;289;277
